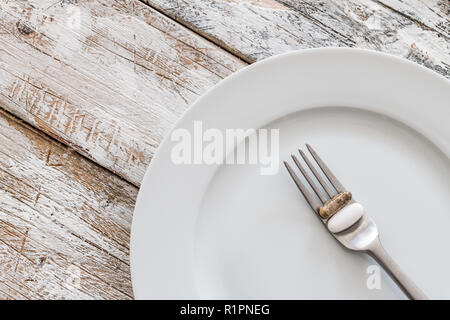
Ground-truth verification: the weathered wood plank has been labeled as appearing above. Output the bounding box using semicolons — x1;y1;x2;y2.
0;108;137;299
143;0;449;77
0;0;245;186
376;0;449;37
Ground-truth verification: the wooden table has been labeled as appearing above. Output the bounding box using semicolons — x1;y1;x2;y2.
0;0;448;299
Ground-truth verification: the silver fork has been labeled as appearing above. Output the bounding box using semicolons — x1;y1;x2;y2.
284;144;427;300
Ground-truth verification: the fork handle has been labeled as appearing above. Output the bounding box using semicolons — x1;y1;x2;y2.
367;240;428;300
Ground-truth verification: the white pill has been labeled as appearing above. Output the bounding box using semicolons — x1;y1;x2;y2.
327;202;365;233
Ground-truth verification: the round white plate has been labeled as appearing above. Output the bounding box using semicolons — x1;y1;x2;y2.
131;48;450;299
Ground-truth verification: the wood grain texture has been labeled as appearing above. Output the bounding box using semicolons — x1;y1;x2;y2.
0;0;245;186
0;108;137;299
1;0;448;300
143;0;449;77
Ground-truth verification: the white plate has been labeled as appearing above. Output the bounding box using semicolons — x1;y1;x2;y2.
131;48;450;299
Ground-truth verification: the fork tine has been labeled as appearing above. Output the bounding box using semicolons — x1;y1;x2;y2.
298;149;335;197
291;155;328;203
284;161;321;212
306;144;346;193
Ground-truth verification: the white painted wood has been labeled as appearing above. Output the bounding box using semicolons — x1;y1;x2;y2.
0;108;137;299
144;0;449;77
0;0;245;186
